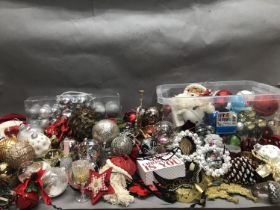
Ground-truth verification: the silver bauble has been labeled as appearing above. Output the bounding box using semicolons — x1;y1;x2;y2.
42;167;68;197
155;121;174;137
39;104;52;119
40;119;50;128
92;102;105;115
92;120;120;145
237;122;244;131
111;134;133;155
105;101;120;116
142;107;160;126
28;104;41;118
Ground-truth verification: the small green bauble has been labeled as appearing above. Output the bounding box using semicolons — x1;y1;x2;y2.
230;135;241;146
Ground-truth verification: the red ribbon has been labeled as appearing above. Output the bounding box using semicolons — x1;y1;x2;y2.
15;169;52;205
45;117;70;142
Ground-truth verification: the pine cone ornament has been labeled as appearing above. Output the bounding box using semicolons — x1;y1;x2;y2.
69;107;97;142
224;156;260;186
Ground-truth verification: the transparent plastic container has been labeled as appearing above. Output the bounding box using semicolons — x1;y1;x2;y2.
157;81;280;141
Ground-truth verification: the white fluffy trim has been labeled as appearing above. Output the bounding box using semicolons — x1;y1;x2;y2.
105;159;132;180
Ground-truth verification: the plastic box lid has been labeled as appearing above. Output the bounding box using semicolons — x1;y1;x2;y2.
156;80;280;105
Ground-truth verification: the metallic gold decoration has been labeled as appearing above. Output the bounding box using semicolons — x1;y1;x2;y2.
176;174;212;203
179;137;194;155
206;183;257;203
0;137;17;161
5;141;35;169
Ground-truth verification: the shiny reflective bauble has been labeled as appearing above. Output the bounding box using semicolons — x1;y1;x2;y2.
214;89;233;110
39;119;50;128
157;135;171;145
92;119;120;145
39;104;52;119
195;124;215;137
141;137;157;156
28;104;41;118
105;101;120;117
42;167;68;197
142;107;160;126
230;135;241;146
111;134;134;155
253;95;279;117
237;122;244;131
252;181;280;204
155;121;174;137
92;102;106;116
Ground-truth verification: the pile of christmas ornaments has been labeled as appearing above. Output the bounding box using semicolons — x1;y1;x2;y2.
0;85;280;210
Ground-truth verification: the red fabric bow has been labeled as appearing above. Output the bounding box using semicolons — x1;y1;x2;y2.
15;169;52;206
45;117;70;142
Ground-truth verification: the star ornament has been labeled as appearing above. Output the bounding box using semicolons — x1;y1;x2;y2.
85;167;114;204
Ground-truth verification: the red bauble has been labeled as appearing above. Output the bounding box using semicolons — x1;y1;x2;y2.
214;89;233;110
123;111;137;124
253;95;279;116
16;191;39;210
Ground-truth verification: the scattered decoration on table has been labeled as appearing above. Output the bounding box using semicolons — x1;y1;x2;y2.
252;181;280;204
224;156;260;186
85;167;114;205
206;183;257;203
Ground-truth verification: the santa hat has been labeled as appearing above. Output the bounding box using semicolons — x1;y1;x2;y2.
184;83;211;97
106;155;136;180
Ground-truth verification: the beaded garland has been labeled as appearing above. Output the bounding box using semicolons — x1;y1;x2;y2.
171;130;202;162
171;130;231;177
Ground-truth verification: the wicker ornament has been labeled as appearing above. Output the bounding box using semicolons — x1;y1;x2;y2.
0;137;17;162
224;156;259;186
69;107;97;142
5;141;35;169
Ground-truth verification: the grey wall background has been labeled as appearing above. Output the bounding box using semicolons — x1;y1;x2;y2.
0;0;280;115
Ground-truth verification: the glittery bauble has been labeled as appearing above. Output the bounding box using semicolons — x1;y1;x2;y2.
111;134;134;155
92;119;120;145
142;107;160;126
157;135;170;145
69;107;97;142
214;89;233;110
253;95;279;116
0;137;17;162
5;141;35;169
105;101;120;117
155;121;174;137
253;181;280;204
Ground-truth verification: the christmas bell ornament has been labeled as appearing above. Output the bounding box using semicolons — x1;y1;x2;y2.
252;181;280;204
111;133;134;155
69;106;97;142
224;156;259;186
253;95;279;116
92;119;120;146
5;141;35;169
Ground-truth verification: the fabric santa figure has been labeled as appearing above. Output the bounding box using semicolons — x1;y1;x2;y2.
99;155;137;207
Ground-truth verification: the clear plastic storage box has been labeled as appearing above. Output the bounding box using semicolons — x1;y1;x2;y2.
157;81;280;149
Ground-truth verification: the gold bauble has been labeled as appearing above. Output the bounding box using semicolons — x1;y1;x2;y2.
5;141;35;169
0;137;17;161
